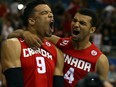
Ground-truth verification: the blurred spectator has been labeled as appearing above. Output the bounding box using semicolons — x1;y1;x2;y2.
104;5;115;12
111;28;116;46
102;0;116;5
101;29;112;56
1;18;14;41
92;28;102;49
0;18;3;37
9;0;19;16
108;64;116;86
53;0;65;31
66;0;81;18
87;0;107;11
11;13;23;29
0;2;9;17
62;12;72;37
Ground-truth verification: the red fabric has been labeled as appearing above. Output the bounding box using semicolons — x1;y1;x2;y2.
56;37;102;87
18;38;57;87
67;3;80;17
0;4;7;17
63;20;71;32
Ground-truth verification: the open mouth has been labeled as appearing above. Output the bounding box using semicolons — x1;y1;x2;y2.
72;29;80;35
50;21;54;29
49;21;54;33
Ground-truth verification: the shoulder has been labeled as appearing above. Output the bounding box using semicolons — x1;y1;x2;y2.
96;54;109;80
1;38;21;51
98;54;108;62
2;38;19;45
1;38;22;71
90;43;102;55
96;53;109;69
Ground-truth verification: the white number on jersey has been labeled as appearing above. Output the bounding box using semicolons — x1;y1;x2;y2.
36;57;46;73
64;67;74;84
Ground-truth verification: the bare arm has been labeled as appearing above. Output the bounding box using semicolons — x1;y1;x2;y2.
1;38;24;87
7;29;24;39
53;47;64;87
95;54;109;80
46;35;60;45
8;29;60;49
1;38;21;71
54;47;64;76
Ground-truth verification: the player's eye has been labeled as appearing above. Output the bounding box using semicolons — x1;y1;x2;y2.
41;11;48;15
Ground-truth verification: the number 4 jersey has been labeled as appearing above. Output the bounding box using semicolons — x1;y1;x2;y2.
18;38;57;87
56;37;102;87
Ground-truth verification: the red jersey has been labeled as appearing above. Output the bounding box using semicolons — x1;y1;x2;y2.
18;38;57;87
56;37;102;87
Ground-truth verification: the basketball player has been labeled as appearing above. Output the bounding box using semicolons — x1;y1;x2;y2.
1;0;64;87
8;8;109;87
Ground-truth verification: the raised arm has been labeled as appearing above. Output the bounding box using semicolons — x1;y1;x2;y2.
53;47;64;87
95;54;109;80
7;29;24;39
1;38;24;87
8;29;60;49
46;35;60;45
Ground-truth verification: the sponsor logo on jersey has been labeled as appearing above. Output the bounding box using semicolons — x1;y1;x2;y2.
23;48;52;60
20;39;24;42
91;50;97;56
64;53;91;72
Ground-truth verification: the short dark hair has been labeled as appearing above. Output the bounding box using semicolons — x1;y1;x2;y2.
77;8;98;27
23;0;48;27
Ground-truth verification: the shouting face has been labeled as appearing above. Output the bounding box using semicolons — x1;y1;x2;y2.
71;13;95;42
30;4;54;38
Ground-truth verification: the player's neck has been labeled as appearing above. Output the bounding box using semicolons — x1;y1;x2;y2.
72;40;91;50
28;27;45;41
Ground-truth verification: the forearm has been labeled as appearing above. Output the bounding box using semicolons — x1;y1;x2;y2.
45;35;60;45
7;29;24;39
53;48;64;87
54;67;63;76
4;67;24;87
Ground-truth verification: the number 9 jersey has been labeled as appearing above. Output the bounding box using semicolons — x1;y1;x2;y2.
18;38;57;87
56;37;102;87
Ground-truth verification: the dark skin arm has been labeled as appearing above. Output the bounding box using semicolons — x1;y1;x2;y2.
7;29;24;39
1;38;24;87
8;29;60;49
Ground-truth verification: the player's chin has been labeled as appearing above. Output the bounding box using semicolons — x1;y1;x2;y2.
72;37;79;41
46;32;52;37
71;33;77;39
71;35;80;41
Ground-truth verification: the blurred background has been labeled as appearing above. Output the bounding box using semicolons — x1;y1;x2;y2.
0;0;116;87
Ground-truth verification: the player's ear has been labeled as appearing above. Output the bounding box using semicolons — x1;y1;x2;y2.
28;17;35;25
90;27;96;34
